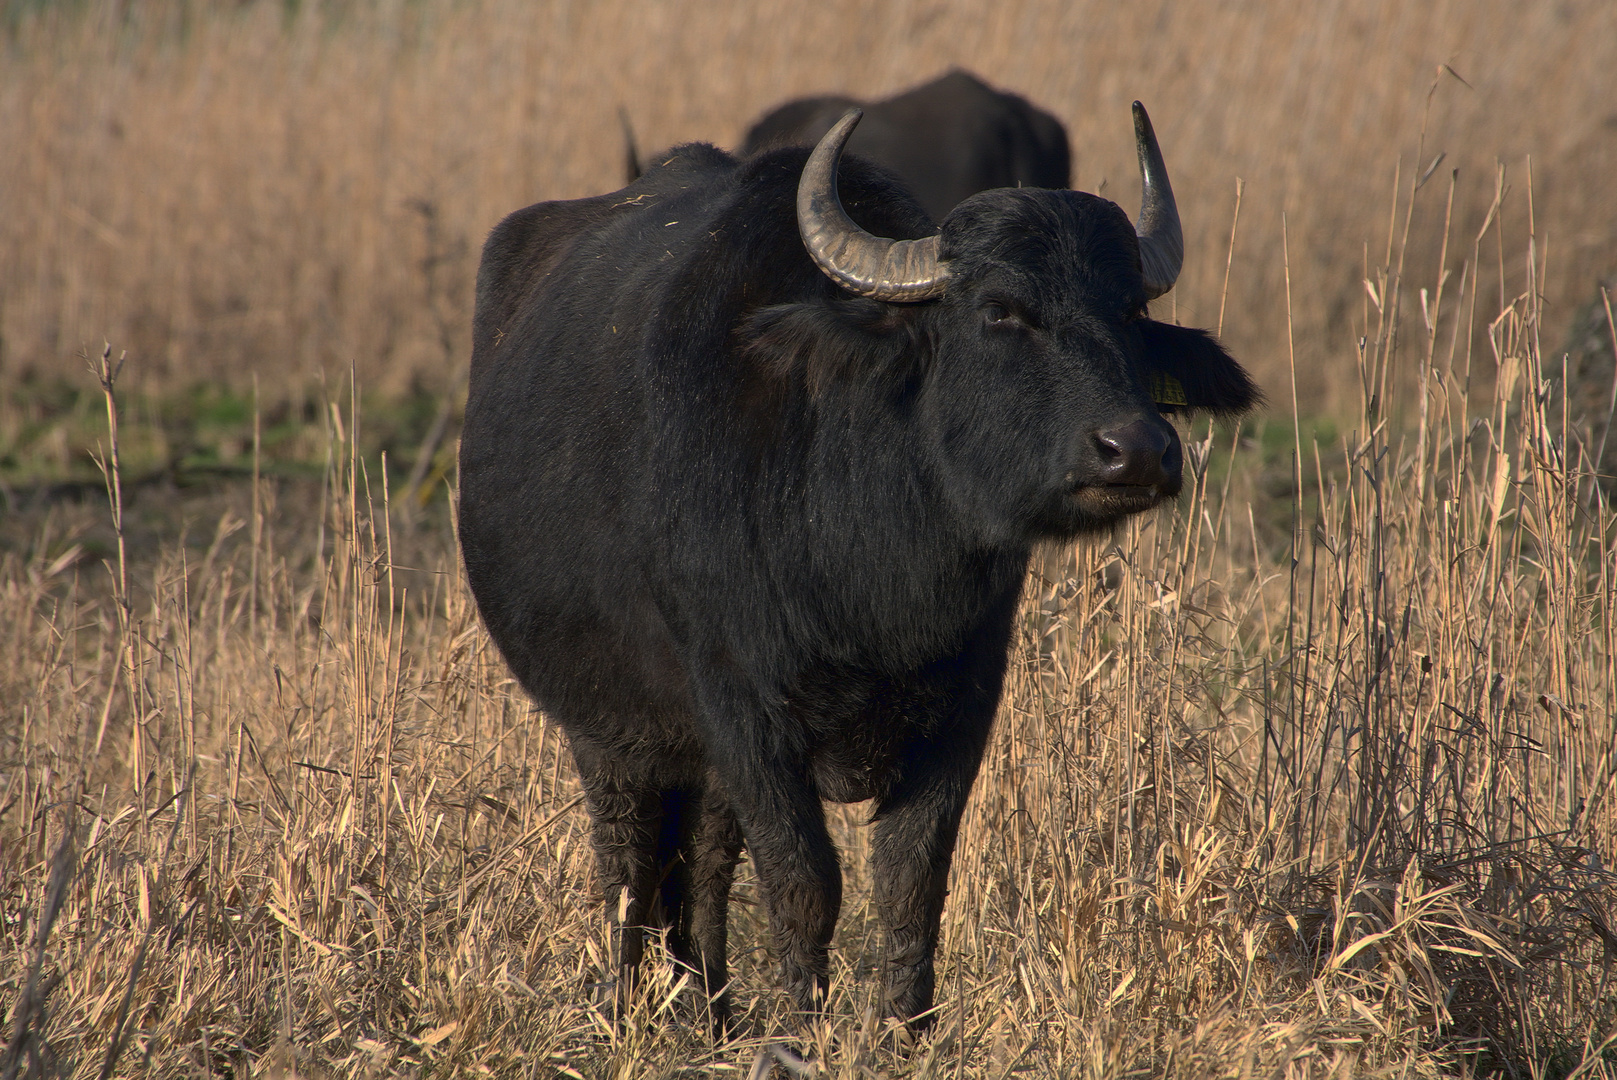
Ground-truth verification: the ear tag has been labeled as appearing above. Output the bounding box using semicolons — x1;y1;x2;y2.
1151;372;1188;407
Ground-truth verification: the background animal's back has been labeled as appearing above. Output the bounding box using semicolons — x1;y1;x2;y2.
739;70;1071;223
740;96;861;155
870;70;1070;193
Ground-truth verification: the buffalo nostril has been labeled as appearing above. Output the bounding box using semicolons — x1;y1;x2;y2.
1092;418;1178;488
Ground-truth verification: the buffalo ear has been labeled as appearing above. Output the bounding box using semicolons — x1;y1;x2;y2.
1137;321;1263;417
742;297;922;395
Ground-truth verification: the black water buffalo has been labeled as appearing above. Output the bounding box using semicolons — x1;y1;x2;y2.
459;104;1258;1032
739;69;1071;223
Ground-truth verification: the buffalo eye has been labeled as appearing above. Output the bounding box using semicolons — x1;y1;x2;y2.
980;301;1020;328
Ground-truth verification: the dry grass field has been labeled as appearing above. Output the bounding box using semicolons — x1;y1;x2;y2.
3;1;1617;1077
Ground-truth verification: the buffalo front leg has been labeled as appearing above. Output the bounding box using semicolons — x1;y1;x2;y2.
869;729;991;1028
707;747;841;1016
693;666;844;1018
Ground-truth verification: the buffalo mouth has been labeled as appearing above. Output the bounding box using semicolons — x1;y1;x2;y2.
1068;483;1177;518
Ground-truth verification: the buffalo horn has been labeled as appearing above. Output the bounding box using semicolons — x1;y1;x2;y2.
797;109;950;302
1131;101;1183;300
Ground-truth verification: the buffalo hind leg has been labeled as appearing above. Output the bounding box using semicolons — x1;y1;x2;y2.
574;750;664;1021
663;784;744;1035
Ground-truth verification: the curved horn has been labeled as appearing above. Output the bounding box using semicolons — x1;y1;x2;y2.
797;109;949;302
1131;101;1183;300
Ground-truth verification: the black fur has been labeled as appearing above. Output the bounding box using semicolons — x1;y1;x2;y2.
459;137;1258;1033
1136;321;1265;416
739;69;1071;223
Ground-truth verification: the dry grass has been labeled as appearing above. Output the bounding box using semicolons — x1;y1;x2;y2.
4;2;1617;1077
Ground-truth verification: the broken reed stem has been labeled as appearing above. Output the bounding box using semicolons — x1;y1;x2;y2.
1281;211;1305;859
95;344;129;637
380;452;397;889
251;371;263;638
1208;179;1249;578
1217;177;1244;340
91;344;148;825
1415;169;1459;504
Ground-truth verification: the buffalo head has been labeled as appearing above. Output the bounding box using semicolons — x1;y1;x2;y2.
773;103;1259;540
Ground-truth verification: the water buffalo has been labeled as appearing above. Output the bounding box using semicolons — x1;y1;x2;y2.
459;103;1259;1033
739;69;1071;222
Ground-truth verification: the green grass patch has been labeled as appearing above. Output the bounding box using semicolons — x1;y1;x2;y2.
0;375;461;495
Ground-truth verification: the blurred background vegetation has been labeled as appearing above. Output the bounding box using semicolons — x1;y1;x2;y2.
2;0;1614;492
